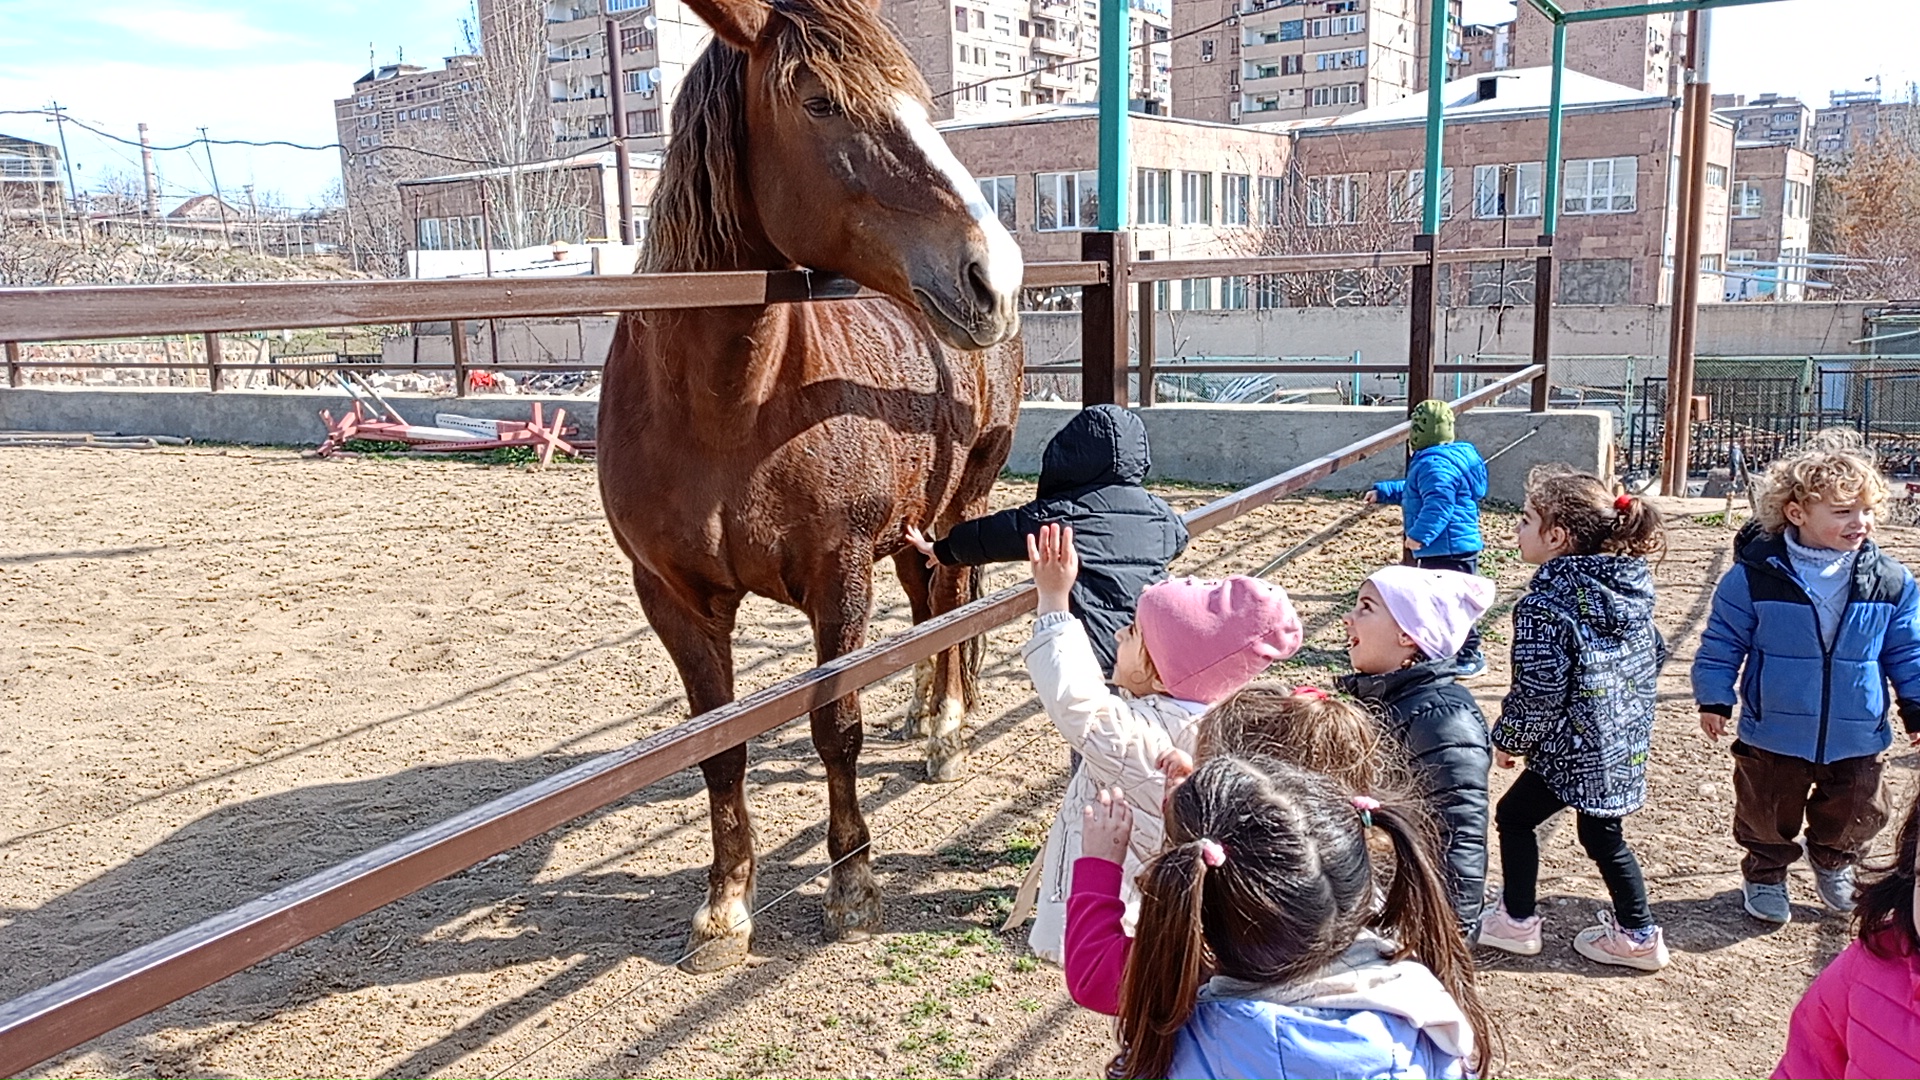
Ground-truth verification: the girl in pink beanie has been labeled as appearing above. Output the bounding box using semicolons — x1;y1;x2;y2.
1013;523;1301;963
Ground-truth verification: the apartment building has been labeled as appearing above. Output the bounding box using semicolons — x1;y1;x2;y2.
1812;89;1917;160
0;134;64;215
1453;21;1511;80
1514;0;1681;96
1171;0;1463;127
1713;92;1813;151
398;149;662;252
332;58;480;200
539;0;712;150
1287;67;1732;305
885;0;1171;122
1725;142;1813;301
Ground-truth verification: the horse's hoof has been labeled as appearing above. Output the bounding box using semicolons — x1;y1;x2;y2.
923;746;967;783
679;928;752;973
824;865;883;941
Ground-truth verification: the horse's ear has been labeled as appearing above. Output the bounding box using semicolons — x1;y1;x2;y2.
685;0;771;49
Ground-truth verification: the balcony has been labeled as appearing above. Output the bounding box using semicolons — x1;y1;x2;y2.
1031;34;1076;57
1032;68;1075;90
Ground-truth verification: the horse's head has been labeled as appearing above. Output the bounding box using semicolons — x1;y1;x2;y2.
670;0;1023;349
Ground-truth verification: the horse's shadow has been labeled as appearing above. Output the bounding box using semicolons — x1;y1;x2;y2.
5;693;1052;1077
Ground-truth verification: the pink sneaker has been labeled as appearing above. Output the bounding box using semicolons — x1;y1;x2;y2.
1476;896;1542;955
1573;910;1669;972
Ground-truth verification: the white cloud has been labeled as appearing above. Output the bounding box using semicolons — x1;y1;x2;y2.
87;6;291;51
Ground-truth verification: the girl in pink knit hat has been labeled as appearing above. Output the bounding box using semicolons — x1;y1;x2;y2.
1013;523;1302;964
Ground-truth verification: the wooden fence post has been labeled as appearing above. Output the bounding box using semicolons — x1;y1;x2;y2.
203;333;224;392
1531;233;1554;412
5;343;20;389
450;319;469;398
1079;231;1130;407
1406;234;1437;411
1136;250;1156;407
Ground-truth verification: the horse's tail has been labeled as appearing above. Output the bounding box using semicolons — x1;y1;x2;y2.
958;564;984;712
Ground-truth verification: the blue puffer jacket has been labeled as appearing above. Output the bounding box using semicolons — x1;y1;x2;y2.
1371;441;1487;559
1693;525;1920;764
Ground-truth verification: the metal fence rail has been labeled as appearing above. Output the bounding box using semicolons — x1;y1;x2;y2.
0;365;1541;1076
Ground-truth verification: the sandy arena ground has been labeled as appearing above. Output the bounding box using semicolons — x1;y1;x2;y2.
2;447;1915;1079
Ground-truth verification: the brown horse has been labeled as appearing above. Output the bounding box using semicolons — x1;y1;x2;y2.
597;0;1025;970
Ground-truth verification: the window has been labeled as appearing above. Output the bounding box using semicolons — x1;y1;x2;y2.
1467;260;1535;305
1732;180;1763;218
607;0;648;9
1136;168;1171;225
1313;48;1366;70
1178;170;1212;225
1222;173;1251;226
1180;278;1213;309
1706;163;1728;189
1473;162;1543;218
417;217;443;250
633;107;660;134
1558;258;1633;304
1221;276;1249;309
1387;168;1454;222
1245;60;1281;79
978;175;1017;230
1307;14;1364;36
1281;54;1303;75
1200;39;1215;62
621;26;654;51
1036;170;1098;230
1785;179;1810;219
1306;173;1364;226
954;5;968;32
1258;175;1285;226
1310;84;1362;107
1561;157;1637;214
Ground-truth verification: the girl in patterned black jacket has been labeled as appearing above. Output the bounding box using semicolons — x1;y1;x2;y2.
1478;467;1672;972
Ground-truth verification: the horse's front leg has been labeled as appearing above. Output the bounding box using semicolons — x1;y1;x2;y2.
922;561;979;783
630;566;753;973
890;549;939;740
808;568;883;941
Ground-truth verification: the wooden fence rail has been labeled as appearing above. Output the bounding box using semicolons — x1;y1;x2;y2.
0;366;1541;1077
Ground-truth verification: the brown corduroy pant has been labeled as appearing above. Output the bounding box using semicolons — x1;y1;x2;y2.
1730;740;1892;884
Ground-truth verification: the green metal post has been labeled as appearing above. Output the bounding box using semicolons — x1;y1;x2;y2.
1542;20;1567;237
1419;0;1449;233
1096;0;1128;231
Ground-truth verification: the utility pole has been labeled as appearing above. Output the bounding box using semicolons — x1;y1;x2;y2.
138;123;160;217
47;101;80;238
605;17;636;245
244;184;263;256
1661;11;1712;496
198;127;233;247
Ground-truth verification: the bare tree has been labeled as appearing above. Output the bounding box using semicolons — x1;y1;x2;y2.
1234;159;1412;307
460;0;573;250
1813;130;1920;300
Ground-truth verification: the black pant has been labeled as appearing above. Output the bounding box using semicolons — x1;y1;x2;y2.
1414;552;1484;664
1495;768;1654;930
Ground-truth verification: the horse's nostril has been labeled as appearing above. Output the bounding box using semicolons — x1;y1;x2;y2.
964;259;996;311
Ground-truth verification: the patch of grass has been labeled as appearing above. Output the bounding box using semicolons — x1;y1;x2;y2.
822;1014;840;1029
907;993;952;1025
1012;954;1039;974
479;445;587;466
340;439;410;456
750;1044;795;1072
935;1049;973;1074
709;1035;741;1054
949;971;995;997
1001;833;1042;867
1017;996;1043;1013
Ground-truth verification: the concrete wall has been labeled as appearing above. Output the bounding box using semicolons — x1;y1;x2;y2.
0;387;601;447
1009;402;1613;505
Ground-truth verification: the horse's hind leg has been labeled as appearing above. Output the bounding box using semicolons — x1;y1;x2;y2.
808;569;883;940
891;549;938;739
629;567;754;973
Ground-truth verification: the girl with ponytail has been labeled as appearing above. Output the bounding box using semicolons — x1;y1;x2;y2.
1077;755;1490;1079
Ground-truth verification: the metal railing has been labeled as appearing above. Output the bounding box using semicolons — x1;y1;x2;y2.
0;364;1542;1076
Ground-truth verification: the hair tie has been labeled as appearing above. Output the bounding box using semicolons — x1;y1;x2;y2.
1351;795;1381;829
1615;494;1634;513
1291;685;1328;701
1196;839;1226;867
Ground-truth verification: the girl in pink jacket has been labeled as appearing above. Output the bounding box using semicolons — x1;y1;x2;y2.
1774;785;1920;1079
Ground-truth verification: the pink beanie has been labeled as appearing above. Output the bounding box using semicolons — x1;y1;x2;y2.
1136;576;1303;704
1366;564;1496;662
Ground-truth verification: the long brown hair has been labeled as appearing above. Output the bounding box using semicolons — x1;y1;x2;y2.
1853;783;1919;958
1526;465;1665;559
1201;684;1400;794
1111;756;1493;1079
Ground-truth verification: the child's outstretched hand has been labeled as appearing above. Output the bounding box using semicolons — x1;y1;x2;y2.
904;525;940;569
1158;748;1195;787
1027;522;1078;615
1081;787;1133;864
1699;710;1730;742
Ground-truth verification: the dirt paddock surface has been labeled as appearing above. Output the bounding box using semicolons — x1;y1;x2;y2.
3;447;1916;1079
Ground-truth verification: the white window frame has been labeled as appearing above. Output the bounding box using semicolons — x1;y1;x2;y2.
1257;175;1285;227
1561;156;1637;215
1732;179;1763;218
1306;173;1364;227
1035;170;1098;231
1473;162;1543;219
1221;173;1251;226
1178;170;1213;226
978;175;1017;231
1388;168;1453;222
1136;168;1171;226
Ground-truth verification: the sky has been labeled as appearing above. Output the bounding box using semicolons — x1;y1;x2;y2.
2;0;1919;210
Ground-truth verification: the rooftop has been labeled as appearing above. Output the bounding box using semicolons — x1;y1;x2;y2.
397;149;666;187
1259;67;1667;135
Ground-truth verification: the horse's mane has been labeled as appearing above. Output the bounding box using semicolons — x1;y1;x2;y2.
642;0;932;272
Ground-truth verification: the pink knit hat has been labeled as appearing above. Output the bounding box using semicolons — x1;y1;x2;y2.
1136;576;1303;704
1365;564;1496;662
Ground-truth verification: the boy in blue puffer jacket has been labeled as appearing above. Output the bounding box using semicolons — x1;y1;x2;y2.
1366;399;1490;676
1694;433;1920;926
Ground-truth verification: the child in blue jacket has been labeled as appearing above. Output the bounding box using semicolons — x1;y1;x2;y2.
1694;434;1920;926
1366;399;1490;676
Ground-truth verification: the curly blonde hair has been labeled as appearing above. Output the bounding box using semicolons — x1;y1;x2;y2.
1754;429;1889;535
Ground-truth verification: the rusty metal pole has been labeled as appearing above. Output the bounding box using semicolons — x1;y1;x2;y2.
1406;234;1437;411
1136;250;1155;406
203;333;224;392
1530;237;1554;412
5;343;20;388
1662;10;1711;495
451;319;470;398
605;18;636;245
1079;231;1130;407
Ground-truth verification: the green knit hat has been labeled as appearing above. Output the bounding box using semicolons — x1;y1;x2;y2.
1410;399;1455;451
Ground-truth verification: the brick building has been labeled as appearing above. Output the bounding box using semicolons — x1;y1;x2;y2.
1282;66;1730;306
1713;92;1813;151
1812;89;1917;160
333;58;479;201
538;0;713;149
1514;0;1682;96
1454;21;1511;80
396;150;661;252
0;134;64;217
1725;142;1813;301
1170;0;1464;126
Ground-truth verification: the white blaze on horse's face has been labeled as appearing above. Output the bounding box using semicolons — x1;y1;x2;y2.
891;93;1024;346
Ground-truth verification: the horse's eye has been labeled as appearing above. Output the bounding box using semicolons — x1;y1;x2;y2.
803;96;841;118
